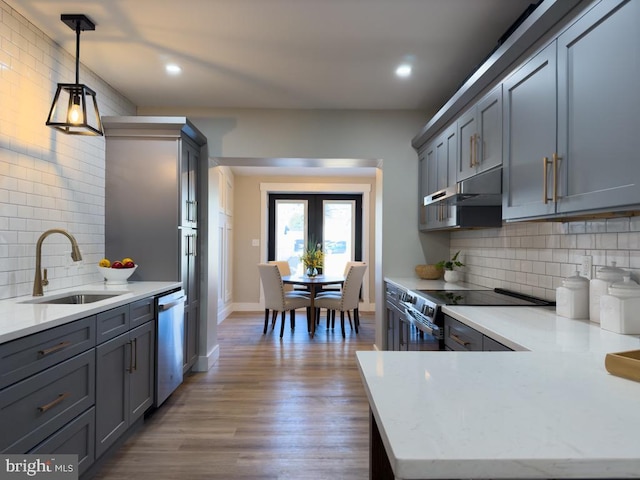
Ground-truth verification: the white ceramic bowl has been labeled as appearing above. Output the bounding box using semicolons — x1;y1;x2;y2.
97;265;138;285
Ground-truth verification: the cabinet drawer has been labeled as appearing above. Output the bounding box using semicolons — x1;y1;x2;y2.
30;407;95;476
444;316;482;352
130;296;154;328
0;349;95;453
483;336;513;352
0;316;95;389
97;305;130;344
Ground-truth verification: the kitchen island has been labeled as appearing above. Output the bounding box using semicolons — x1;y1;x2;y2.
361;278;640;479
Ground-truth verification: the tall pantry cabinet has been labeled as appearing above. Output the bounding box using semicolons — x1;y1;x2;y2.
103;116;208;373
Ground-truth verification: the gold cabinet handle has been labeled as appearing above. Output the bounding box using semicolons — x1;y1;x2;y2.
38;392;70;413
38;341;71;357
543;156;551;204
450;333;470;347
552;153;561;203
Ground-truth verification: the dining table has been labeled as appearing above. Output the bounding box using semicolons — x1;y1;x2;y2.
281;273;346;337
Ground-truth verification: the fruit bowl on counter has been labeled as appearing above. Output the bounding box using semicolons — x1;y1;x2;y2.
97;265;138;285
97;257;137;285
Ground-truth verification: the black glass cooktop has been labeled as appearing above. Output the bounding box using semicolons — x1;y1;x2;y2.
416;288;555;307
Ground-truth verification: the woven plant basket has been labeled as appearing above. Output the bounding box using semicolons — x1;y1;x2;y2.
415;264;443;280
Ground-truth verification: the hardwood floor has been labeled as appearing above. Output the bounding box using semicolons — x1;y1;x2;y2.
92;310;376;479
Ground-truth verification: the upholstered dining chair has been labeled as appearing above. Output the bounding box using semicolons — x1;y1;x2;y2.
269;260;310;295
316;261;366;328
258;263;311;337
313;264;367;338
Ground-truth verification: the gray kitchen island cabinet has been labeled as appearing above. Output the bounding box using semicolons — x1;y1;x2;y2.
504;0;640;221
95;303;155;459
103;116;207;374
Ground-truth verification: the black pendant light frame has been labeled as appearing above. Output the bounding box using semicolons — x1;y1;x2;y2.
46;14;103;136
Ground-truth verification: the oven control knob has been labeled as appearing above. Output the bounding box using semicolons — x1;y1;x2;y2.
425;306;435;317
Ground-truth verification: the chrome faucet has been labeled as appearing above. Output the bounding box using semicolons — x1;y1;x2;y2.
33;229;83;296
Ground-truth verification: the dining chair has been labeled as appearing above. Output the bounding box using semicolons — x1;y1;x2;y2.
316;261;366;328
313;264;367;338
269;260;309;295
258;263;311;337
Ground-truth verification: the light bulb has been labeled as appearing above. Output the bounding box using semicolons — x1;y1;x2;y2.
68;97;83;124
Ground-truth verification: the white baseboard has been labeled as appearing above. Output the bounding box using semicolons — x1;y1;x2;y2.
193;344;220;372
217;303;234;324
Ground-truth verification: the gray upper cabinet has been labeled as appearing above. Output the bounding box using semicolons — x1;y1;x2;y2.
502;42;558;220
504;0;639;221
457;85;502;182
420;124;458;230
555;0;640;214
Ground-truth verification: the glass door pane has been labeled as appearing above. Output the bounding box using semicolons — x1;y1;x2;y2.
275;199;307;275
323;200;355;276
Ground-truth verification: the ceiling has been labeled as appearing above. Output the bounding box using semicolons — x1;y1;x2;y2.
7;0;535;112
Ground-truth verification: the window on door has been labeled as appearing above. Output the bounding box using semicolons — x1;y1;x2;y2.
268;194;363;276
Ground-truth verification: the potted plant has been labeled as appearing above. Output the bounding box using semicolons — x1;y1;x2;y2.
300;240;324;277
436;251;464;283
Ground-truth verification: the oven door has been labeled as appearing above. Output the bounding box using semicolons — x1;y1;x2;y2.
402;306;443;351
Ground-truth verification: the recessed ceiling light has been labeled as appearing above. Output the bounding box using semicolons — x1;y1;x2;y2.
395;63;412;78
166;64;182;75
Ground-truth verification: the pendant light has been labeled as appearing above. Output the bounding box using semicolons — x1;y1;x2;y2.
46;14;103;136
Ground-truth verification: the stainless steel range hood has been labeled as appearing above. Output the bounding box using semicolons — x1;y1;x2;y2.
424;167;503;207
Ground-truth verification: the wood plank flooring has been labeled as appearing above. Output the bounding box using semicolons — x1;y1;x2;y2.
92;310;376;479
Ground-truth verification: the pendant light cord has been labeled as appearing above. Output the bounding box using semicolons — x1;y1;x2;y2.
75;20;81;84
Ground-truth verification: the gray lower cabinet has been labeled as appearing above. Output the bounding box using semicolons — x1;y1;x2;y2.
0;295;160;476
95;319;155;458
30;407;95;476
504;0;639;221
444;315;512;352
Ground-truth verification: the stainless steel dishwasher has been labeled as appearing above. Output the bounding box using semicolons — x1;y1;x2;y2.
155;289;186;406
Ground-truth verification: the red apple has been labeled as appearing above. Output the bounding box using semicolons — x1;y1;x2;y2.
124;261;135;269
111;261;124;269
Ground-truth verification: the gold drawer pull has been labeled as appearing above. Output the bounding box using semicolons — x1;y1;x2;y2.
450;333;470;347
38;341;72;357
38;392;70;413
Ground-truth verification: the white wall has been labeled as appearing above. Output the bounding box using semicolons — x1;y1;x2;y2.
0;2;135;300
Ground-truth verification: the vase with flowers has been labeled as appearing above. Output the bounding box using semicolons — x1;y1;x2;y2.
300;240;324;277
436;250;465;283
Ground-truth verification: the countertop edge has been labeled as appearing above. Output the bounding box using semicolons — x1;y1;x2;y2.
0;281;182;344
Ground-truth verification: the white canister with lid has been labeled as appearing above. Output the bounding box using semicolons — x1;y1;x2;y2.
600;275;640;334
556;271;589;319
589;261;626;323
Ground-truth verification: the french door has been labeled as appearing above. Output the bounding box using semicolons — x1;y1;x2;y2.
268;194;363;276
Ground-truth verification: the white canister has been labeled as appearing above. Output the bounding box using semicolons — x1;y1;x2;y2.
589;261;626;323
600;275;640;334
556;271;589;319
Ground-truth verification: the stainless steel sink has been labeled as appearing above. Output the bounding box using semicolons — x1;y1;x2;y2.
21;292;126;304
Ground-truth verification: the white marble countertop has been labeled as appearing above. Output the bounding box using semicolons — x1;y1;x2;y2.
0;281;181;344
363;277;640;478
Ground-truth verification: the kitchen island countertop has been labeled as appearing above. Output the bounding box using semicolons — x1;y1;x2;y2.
363;277;640;479
0;281;181;344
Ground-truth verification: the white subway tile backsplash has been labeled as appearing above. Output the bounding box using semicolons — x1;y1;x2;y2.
451;219;640;302
0;2;135;300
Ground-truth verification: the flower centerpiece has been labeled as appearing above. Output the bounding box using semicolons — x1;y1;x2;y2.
300;240;324;277
436;250;464;283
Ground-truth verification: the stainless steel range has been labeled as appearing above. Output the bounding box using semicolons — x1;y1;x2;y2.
394;287;554;351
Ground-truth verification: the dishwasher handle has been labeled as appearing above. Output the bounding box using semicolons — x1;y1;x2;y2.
158;295;187;311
